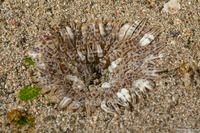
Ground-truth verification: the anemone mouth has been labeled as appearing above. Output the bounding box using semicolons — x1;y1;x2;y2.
29;18;165;115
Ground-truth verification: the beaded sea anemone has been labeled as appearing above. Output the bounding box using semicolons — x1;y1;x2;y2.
29;18;165;115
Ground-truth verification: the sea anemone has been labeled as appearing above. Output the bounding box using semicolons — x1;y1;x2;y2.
28;18;165;115
163;0;180;14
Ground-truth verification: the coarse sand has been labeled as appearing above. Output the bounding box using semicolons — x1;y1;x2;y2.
0;0;199;132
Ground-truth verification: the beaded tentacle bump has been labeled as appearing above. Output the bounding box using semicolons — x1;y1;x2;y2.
29;18;165;115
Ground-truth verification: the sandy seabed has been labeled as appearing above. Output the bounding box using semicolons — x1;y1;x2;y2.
0;0;199;132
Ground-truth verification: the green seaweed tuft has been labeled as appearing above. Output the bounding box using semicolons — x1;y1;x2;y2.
13;116;30;126
18;86;42;101
24;58;35;66
7;109;35;126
